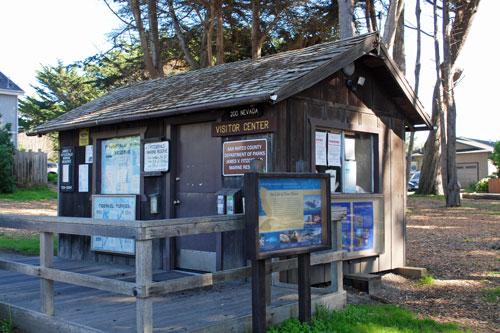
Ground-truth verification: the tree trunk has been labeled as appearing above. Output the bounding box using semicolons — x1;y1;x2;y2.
251;0;262;58
129;0;161;79
382;0;405;52
147;0;163;76
215;0;224;65
199;4;215;68
167;0;201;69
442;0;460;206
338;0;355;39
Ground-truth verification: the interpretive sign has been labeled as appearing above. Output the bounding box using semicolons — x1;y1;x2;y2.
101;136;141;194
91;195;136;255
223;139;267;176
245;173;331;260
212;117;276;137
144;141;170;172
60;146;75;192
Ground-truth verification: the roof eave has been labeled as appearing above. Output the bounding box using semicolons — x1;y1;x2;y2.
27;92;273;136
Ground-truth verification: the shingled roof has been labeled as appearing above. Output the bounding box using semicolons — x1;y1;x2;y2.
0;71;23;95
30;33;431;135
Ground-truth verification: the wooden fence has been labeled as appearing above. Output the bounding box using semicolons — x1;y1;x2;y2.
13;149;47;187
0;212;346;333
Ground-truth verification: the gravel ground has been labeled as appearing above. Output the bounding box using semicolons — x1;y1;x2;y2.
376;196;500;332
0;196;499;331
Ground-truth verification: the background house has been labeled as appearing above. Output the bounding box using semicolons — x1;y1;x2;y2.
412;137;497;189
0;71;24;148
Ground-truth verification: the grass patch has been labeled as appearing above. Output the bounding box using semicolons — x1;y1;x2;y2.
0;306;16;333
482;288;500;303
0;187;57;201
268;304;461;333
417;275;436;286
488;271;500;276
0;233;57;255
408;194;445;199
47;173;58;183
461;238;473;243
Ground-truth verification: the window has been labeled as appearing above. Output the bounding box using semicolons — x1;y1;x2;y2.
315;130;375;194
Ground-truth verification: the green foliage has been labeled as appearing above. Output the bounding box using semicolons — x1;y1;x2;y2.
0;233;58;256
417;275;436;286
0;117;15;194
469;178;489;192
47;172;58;183
0;186;57;201
18;60;103;130
268;305;461;333
0;306;16;333
481;288;500;303
488;141;500;178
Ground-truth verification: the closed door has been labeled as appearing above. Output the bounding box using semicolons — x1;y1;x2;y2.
174;122;221;272
457;163;478;189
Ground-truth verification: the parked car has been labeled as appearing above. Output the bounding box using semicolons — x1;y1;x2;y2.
408;171;420;191
47;162;58;174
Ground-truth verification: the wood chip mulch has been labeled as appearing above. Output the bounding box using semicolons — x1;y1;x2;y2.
375;196;500;332
1;196;499;331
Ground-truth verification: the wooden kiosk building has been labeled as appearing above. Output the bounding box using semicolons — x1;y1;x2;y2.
30;33;431;279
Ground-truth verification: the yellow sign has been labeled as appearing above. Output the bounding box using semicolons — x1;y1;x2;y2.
79;129;90;146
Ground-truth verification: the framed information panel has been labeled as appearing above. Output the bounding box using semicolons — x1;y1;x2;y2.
91;195;137;255
245;173;331;260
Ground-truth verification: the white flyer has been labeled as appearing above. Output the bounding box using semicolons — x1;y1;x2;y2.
315;131;327;166
327;133;341;166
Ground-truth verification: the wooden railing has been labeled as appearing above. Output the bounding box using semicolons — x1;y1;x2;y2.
0;213;345;333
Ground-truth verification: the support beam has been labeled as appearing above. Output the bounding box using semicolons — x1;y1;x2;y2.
40;232;54;316
136;239;153;333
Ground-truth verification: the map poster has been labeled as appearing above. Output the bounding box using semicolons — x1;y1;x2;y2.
332;202;352;252
101;136;141;194
91;195;136;255
257;177;325;254
353;202;374;251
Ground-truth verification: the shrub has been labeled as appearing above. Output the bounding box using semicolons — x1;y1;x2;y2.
470;178;489;192
488;141;500;178
0;118;15;193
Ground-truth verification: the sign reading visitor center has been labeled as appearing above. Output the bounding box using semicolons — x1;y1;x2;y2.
212;117;276;137
245;173;331;260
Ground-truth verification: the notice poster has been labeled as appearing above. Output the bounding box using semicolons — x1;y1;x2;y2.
91;195;136;254
353;202;374;251
327;133;341;167
332;202;352;252
223;139;267;176
258;178;323;253
144;141;169;172
101;136;141;194
78;164;89;192
345;137;356;160
85;145;93;164
315;132;327;166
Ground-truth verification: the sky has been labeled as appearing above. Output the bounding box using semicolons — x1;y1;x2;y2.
0;0;498;143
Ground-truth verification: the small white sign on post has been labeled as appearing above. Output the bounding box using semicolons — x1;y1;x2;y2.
144;141;170;172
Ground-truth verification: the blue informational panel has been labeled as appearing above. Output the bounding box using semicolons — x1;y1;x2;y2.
332;202;352;252
332;201;374;253
258;178;324;253
101;136;141;194
91;195;136;255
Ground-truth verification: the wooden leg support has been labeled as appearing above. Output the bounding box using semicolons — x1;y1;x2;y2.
40;232;54;316
136;240;153;333
298;253;311;323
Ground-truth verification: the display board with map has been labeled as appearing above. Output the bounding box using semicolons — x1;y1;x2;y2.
245;173;331;260
91;195;137;255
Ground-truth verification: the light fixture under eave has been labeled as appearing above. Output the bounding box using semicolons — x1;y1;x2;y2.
342;62;355;76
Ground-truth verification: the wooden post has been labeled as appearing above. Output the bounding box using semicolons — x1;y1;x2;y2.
251;259;267;333
297;253;311;323
331;219;343;292
136;239;153;333
40;232;54;316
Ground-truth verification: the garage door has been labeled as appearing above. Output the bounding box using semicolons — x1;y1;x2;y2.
457;163;478;189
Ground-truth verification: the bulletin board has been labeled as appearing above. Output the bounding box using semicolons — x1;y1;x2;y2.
90;195;137;255
245;173;331;260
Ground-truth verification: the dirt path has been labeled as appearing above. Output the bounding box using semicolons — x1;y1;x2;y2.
0;196;498;331
377;196;500;332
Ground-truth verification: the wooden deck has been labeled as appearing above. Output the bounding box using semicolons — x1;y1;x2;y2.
0;254;345;332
